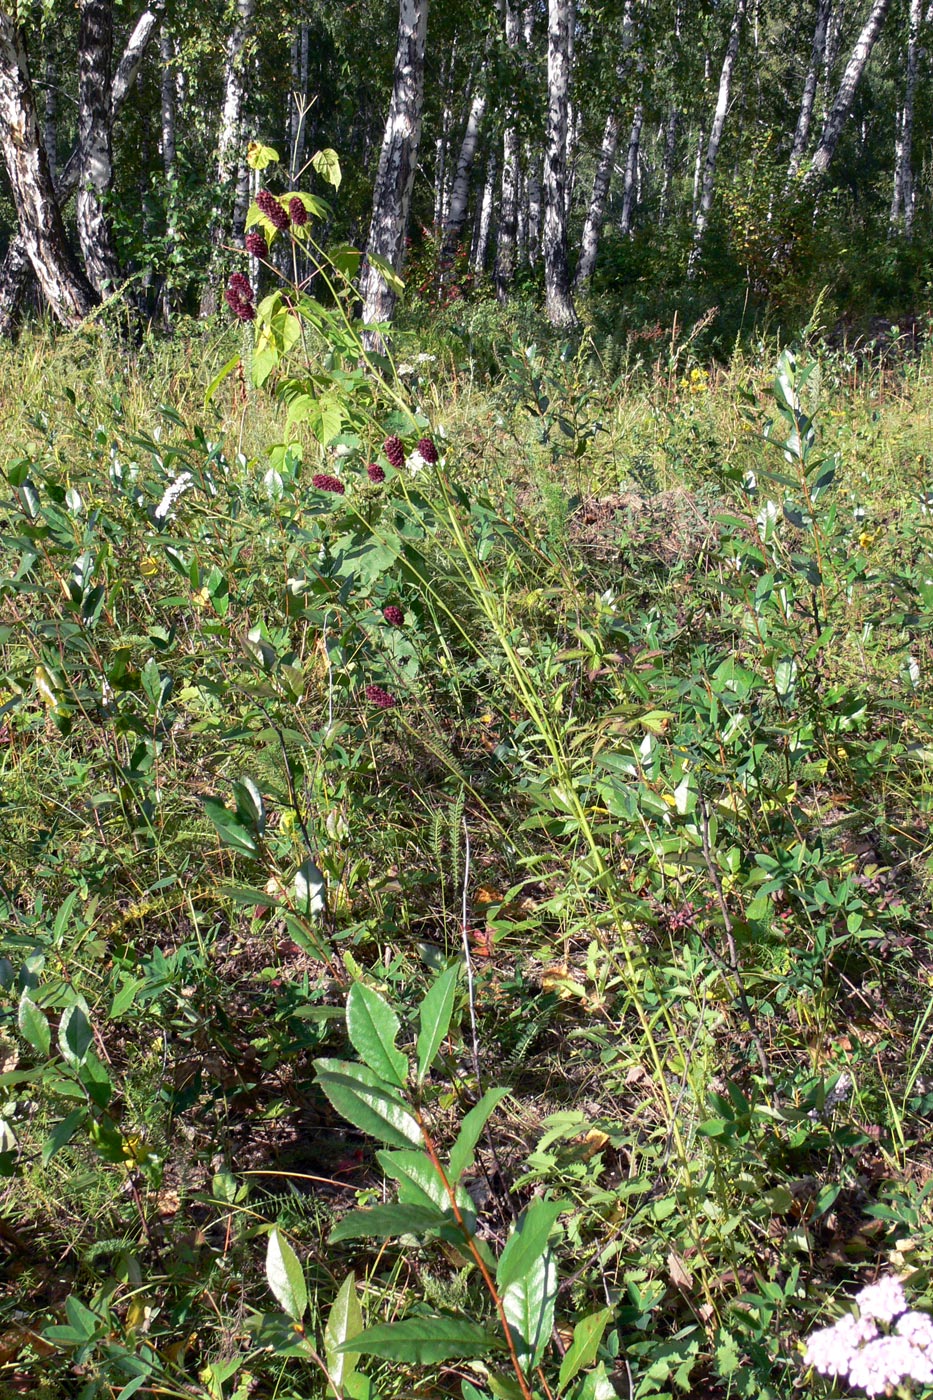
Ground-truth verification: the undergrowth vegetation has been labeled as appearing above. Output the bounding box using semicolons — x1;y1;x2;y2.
3;210;933;1400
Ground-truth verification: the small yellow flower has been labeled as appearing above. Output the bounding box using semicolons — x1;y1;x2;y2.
140;556;160;578
858;531;876;549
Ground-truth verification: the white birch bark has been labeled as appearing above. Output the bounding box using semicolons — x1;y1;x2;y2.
689;0;745;273
472;146;496;270
803;0;894;186
543;0;578;326
288;23;309;179
619;101;643;235
890;0;921;234
442;79;486;261
786;0;832;184
574;110;619;287
77;0;120;294
359;0;428;341
42;44;56;182
495;0;522;303
659;107;678;220
201;0;255;316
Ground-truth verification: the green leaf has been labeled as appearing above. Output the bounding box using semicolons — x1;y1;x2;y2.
311;147;342;189
558;1308;614;1390
42;1108;88;1165
335;1316;501;1364
502;1246;557;1367
18;991;51;1056
376;1148;449;1210
324;1272;363;1388
232;777;265;835
574;1361;616;1400
247;140;280;170
416;965;458;1084
266;1227;307;1322
329;1202;447;1242
448;1087;511;1182
58;1003;92;1068
346;983;408;1087
295;858;327;916
496;1199;564;1292
314;1060;422;1148
364;251;404;296
202;797;260;859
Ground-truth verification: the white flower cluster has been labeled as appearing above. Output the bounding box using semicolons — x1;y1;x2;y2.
809;1071;853;1121
154;471;194;524
804;1276;933;1396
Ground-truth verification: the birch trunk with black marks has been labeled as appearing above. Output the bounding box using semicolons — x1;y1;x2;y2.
803;0;893;187
42;42;56;183
159;29;177;323
659;108;678;220
441;78;486;264
359;0;428;343
471;146;495;270
889;0;921;235
0;7;96;326
574;110;619;288
689;0;745;275
77;0;120;295
543;0;578;327
786;0;832;184
200;0;255;317
495;0;521;304
0;0;163;335
619;101;643;235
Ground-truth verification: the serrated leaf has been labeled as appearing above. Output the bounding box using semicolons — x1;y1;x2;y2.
18;992;50;1056
496;1198;564;1292
502;1246;558;1367
448;1086;510;1182
334;1316;501;1364
202;797;260;859
558;1308;614;1390
266;1227;307;1322
416;965;458;1083
314;1061;422;1148
329;1202;447;1242
58;1004;92;1068
346;983;408;1087
324;1272;362;1387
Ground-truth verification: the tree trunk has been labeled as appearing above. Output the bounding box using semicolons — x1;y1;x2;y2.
543;0;578;327
689;0;745;274
289;22;309;179
0;0;163;336
803;0;893;186
42;41;56;183
472;145;496;270
495;0;521;304
574;110;619;288
77;0;120;295
619;101;643;235
359;0;428;343
786;0;832;184
200;0;256;317
0;7;96;326
527;150;542;264
890;0;921;235
659;107;678;220
442;77;486;262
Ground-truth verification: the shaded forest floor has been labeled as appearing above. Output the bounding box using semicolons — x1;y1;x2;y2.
2;308;933;1399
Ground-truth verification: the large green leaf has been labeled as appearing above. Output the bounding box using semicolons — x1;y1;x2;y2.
557;1308;614;1390
416;965;458;1084
266;1227;307;1322
311;147;342;189
324;1271;362;1388
18;991;50;1057
448;1087;511;1182
202;797;261;859
329;1202;447;1243
496;1199;564;1292
502;1246;558;1369
58;1003;93;1068
377;1149;476;1228
346;983;408;1087
314;1060;422;1148
334;1316;501;1364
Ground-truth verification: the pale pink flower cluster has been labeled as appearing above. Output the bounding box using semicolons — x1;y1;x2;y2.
804;1276;933;1396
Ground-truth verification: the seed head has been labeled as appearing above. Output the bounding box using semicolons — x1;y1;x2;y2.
288;196;308;228
312;473;345;495
245;231;269;259
256;188;290;232
365;684;395;709
367;462;386;483
383;605;404;626
383;435;405;468
417;436;438;464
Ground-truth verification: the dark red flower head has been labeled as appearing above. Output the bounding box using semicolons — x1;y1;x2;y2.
365;684;396;709
224;273;255;320
383;605;404;626
288;196;308;228
228;271;252;300
245;230;269;259
312;473;345;495
417;436;439;464
367;462;386;483
383;435;405;468
256;188;290;232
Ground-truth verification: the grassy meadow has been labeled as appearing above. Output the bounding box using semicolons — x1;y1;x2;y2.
2;303;933;1400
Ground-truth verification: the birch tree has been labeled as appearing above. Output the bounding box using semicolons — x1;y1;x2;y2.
76;0;120;294
802;0;894;187
689;0;746;274
889;0;922;234
786;0;832;184
441;76;486;264
359;0;428;341
201;0;256;316
495;0;522;304
543;0;578;326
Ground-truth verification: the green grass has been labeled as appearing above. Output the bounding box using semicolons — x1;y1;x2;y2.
1;313;933;1399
